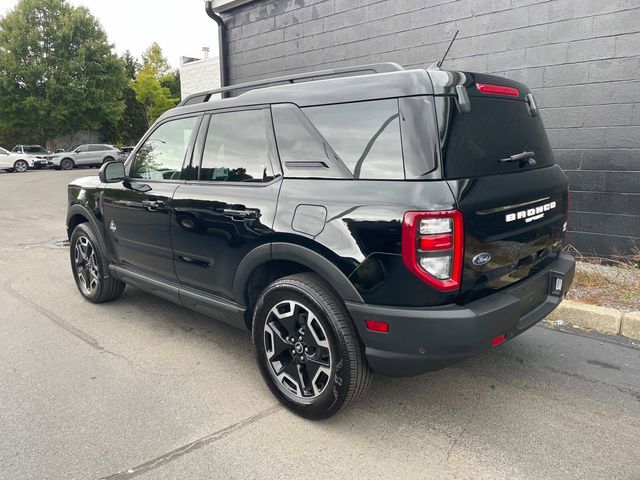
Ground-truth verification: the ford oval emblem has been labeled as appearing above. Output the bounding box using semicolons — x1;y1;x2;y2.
472;252;492;266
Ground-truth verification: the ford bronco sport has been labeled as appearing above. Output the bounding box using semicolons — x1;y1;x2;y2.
66;63;574;419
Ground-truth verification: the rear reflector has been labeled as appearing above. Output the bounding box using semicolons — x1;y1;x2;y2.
365;320;389;333
476;83;519;97
491;334;507;347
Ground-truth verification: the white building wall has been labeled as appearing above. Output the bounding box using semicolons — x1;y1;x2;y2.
179;55;220;100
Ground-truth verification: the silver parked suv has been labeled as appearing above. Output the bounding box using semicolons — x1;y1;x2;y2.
52;144;120;170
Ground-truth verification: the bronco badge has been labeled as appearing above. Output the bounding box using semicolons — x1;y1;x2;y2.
505;201;556;224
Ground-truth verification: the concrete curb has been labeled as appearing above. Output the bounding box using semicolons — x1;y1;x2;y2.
544;299;640;341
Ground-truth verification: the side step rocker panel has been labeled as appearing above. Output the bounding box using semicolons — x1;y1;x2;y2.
110;265;247;330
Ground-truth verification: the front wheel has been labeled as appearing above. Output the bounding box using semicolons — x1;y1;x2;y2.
252;273;372;419
13;160;28;173
70;223;125;303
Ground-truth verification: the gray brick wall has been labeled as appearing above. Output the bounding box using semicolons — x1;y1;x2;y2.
220;0;640;257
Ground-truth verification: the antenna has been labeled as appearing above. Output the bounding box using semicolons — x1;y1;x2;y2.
436;29;459;69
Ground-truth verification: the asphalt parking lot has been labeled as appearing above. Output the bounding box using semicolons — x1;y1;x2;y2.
1;168;639;480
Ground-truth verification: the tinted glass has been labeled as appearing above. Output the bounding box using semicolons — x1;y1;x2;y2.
76;145;89;153
438;96;554;178
303;99;404;179
199;110;273;182
0;147;8;154
129;116;197;180
24;146;46;153
88;145;102;152
272;104;349;179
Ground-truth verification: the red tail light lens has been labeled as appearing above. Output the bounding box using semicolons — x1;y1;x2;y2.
402;210;464;292
476;83;519;97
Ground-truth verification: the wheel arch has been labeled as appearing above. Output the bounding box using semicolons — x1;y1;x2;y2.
67;204;112;262
234;242;364;330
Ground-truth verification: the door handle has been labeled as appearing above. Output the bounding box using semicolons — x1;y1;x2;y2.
223;208;258;221
142;199;165;211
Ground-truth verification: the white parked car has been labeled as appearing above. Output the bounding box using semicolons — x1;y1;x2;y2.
12;145;53;168
51;144;120;170
0;146;31;173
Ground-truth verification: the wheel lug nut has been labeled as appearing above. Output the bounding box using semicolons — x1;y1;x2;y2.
304;347;308;352
291;350;296;355
298;336;303;341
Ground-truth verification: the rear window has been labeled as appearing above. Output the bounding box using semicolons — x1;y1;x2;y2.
438;97;554;179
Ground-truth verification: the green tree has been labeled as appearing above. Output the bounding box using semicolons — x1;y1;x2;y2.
133;44;178;125
141;42;171;78
0;0;126;150
121;50;141;81
160;70;181;100
113;51;147;145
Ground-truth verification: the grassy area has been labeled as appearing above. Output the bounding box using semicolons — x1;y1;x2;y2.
566;259;640;312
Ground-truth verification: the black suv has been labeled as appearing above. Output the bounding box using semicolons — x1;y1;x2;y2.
66;63;574;419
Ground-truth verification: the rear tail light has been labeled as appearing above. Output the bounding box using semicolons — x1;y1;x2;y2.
402;211;463;292
476;83;519;97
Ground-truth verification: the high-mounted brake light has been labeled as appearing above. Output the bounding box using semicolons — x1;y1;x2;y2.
476;83;519;97
402;211;463;292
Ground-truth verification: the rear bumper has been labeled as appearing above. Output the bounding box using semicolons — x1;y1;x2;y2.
345;253;575;377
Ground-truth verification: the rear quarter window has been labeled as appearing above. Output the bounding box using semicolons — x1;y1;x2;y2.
302;99;404;180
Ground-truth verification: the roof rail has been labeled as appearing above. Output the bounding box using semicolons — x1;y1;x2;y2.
177;62;404;107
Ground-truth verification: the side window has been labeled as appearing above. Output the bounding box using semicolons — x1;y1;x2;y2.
76;145;89;153
271;104;351;179
129;116;198;180
199;109;273;183
302;99;404;180
88;145;102;152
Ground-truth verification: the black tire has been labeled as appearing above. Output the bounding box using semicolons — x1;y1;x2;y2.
102;156;115;164
69;223;125;303
13;159;29;173
252;273;372;419
60;158;74;170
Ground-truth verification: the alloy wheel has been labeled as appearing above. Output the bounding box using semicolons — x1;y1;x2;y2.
14;160;28;172
263;300;332;399
74;236;100;295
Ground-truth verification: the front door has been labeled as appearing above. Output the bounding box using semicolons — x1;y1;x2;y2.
102;115;200;281
171;108;281;301
74;145;94;166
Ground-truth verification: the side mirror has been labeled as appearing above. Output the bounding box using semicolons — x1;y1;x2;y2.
99;161;125;183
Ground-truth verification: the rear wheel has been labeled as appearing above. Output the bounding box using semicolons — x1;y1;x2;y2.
60;158;74;170
13;160;28;173
70;223;125;303
102;156;115;164
252;273;372;419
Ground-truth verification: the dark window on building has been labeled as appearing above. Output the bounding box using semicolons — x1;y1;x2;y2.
302;99;404;179
129;116;197;180
199;110;273;183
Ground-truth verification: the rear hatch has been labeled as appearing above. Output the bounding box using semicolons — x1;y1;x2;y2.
431;71;568;303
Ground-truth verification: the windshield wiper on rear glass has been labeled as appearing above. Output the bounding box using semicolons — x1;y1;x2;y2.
499;151;536;166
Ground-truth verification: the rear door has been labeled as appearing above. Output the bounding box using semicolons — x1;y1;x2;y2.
171;107;281;302
434;73;568;302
